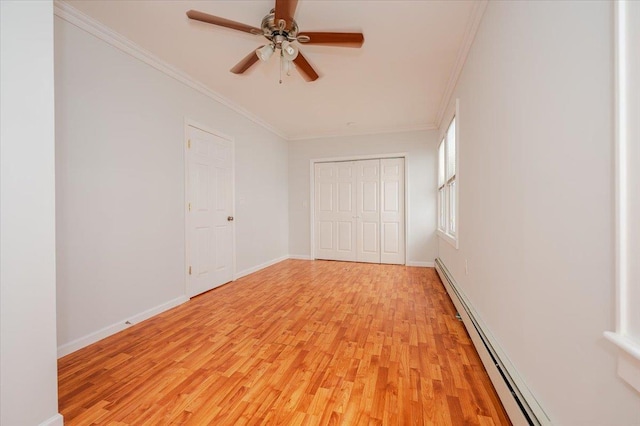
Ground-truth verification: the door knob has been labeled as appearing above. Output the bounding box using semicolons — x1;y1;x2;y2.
227;216;234;222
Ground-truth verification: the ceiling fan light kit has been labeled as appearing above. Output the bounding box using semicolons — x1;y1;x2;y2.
186;0;364;83
256;44;275;62
281;41;298;61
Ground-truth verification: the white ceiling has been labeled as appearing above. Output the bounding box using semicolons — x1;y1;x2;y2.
61;0;481;140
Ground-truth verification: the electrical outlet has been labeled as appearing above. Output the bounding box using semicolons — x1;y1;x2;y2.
465;260;468;275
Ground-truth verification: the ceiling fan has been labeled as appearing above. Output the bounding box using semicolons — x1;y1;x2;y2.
186;0;364;82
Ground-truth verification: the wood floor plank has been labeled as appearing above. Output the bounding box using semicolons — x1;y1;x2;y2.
58;260;511;425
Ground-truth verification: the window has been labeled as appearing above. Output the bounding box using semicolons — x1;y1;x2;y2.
437;116;457;247
438;142;446;230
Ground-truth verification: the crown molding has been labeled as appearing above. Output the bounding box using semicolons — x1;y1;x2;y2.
54;1;474;142
53;1;289;140
435;0;488;129
288;122;437;142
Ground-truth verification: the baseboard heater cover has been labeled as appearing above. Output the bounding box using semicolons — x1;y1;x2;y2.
435;258;550;426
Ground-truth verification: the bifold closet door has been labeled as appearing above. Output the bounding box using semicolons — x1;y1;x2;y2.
355;160;381;263
315;162;357;262
380;158;405;264
315;158;404;264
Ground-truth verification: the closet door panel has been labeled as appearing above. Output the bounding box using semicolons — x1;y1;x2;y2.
380;158;405;264
315;162;357;261
356;159;380;263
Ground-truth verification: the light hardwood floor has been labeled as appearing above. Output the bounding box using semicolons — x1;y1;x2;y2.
58;260;511;425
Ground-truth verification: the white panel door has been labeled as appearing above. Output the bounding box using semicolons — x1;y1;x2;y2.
314;158;404;265
380;158;405;264
356;160;380;263
315;162;336;259
187;126;234;297
315;162;357;261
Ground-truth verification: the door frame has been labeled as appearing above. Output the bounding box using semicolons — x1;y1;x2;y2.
184;118;236;297
309;153;408;263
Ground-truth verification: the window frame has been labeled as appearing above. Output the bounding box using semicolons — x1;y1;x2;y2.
604;0;640;393
437;100;459;249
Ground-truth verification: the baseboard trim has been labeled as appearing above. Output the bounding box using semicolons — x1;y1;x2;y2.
234;255;290;280
39;413;63;426
57;295;188;358
288;256;426;264
435;258;550;426
406;261;435;267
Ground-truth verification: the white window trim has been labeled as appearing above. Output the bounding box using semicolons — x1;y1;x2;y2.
437;228;458;249
604;0;640;394
437;140;446;232
437;99;459;249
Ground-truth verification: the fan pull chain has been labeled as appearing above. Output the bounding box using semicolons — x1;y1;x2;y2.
279;52;283;84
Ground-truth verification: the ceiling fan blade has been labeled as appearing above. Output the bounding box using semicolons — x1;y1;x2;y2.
298;32;364;48
293;52;319;82
230;48;262;74
186;10;262;34
274;0;298;31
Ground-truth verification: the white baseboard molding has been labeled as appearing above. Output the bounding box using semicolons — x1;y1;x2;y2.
234;255;290;280
289;256;426;265
39;413;63;426
406;261;435;267
435;258;550;426
57;295;188;358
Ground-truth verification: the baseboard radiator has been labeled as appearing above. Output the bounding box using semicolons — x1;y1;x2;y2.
435;258;550;426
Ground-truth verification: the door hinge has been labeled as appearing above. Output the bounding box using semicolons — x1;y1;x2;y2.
187;139;191;149
188;202;191;212
188;266;192;275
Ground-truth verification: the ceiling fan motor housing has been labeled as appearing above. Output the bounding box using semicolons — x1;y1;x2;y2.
260;10;303;48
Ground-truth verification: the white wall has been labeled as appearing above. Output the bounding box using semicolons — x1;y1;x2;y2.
0;1;62;425
438;1;640;424
55;16;289;350
288;131;438;265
